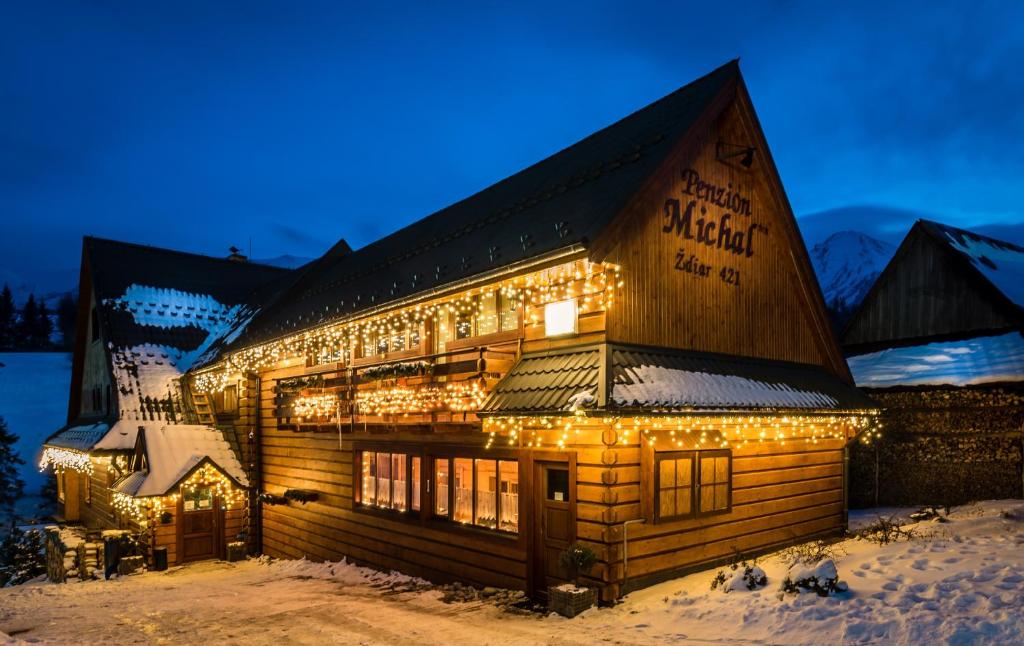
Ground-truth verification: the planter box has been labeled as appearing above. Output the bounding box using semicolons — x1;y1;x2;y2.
226;541;247;562
548;585;597;618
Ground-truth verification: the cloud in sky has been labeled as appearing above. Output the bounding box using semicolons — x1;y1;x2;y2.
1;0;1022;292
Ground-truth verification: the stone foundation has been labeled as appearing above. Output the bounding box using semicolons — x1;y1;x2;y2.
850;384;1024;507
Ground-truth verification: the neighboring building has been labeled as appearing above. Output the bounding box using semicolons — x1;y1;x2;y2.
843;220;1024;507
40;237;290;565
180;60;876;602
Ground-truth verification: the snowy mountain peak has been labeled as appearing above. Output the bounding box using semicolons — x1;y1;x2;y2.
810;231;896;313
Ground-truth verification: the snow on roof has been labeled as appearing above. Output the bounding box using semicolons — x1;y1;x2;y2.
105;285;255;423
936;224;1024;309
611;364;840;409
92;419;144;451
44;422;110;452
848;332;1024;388
112;424;248;497
108;285;244;332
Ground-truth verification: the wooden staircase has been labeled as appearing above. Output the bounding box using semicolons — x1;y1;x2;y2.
191;391;216;426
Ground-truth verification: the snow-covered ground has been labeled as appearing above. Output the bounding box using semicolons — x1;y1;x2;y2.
0;353;70;519
2;501;1024;645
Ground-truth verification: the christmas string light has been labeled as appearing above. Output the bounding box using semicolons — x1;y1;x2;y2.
192;259;620;387
39;447;93;474
481;412;881;450
356;381;487;415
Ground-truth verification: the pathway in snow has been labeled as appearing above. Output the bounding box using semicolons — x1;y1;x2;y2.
3;501;1024;645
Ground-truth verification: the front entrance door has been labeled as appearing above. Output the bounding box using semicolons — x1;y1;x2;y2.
179;485;220;562
533;462;574;596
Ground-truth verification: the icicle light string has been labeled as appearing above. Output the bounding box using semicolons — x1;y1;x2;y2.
481;413;882;450
113;465;246;521
193;260;621;390
39;447;93;474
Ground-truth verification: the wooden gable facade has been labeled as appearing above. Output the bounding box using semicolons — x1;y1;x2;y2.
178;61;877;603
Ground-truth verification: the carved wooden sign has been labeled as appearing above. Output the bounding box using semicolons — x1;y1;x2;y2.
661;168;768;289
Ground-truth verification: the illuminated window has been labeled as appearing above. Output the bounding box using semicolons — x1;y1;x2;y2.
544;299;577;336
498;292;519;332
434;458;449;516
432;456;518;533
452;458;472;523
699;452;731;514
655;450;731;522
411;457;421;511
357;451;420;513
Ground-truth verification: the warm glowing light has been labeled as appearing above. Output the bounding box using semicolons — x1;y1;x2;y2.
39;447;93;474
544;299;577;337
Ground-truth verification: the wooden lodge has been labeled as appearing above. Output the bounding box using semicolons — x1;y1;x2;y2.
44;61;878;600
843;220;1024;507
41;237;287;566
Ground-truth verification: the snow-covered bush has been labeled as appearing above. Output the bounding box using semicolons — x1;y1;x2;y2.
781;559;847;597
711;561;767;592
778;539;844;567
0;526;46;586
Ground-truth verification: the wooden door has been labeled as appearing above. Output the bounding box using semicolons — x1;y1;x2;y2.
532;462;574;596
178;485;221;562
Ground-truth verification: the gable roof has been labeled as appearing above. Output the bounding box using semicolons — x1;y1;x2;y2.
918;220;1024;312
479;342;876;415
111;424;248;498
217;60;741;353
79;237;293;424
842;220;1024;354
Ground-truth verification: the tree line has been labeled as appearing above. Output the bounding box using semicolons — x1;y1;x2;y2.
0;284;77;351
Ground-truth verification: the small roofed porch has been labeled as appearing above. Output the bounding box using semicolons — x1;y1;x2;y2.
110;425;250;567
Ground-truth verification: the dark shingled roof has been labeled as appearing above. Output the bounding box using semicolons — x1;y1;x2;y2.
479;345;602;414
222;60;740;352
479;343;876;415
83;236;292;352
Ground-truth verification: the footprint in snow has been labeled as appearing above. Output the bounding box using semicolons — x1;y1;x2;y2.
882;581;901;591
911;559;929;570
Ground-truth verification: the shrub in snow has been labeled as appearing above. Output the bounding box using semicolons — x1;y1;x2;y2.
781;559;847;597
711;561;767;592
778;539;845;568
558;543;598;586
856;515;916;545
0;526;46;586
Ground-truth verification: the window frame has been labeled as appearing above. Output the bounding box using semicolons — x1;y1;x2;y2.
354;447;421;516
433;295;523;354
429;454;520;535
352;443;521;539
653;449;732;523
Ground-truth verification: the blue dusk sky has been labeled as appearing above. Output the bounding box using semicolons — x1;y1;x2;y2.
2;1;1022;295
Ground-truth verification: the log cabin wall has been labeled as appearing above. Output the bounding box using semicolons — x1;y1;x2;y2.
257;365;531;590
587;429;847;600
602;99;842;376
76;457;118;529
